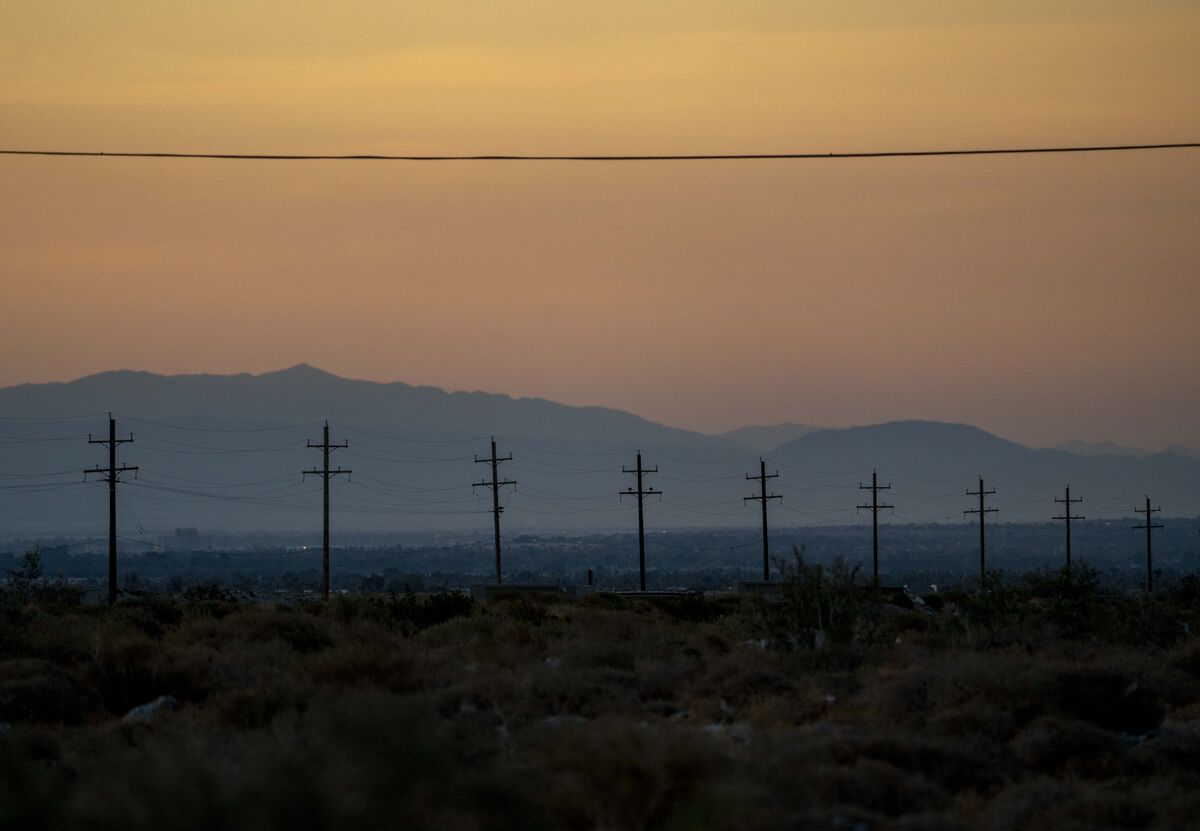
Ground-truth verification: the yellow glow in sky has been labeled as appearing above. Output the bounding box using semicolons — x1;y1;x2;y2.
1;1;1199;447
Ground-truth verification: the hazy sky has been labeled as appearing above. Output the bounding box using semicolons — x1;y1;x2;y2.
2;1;1198;448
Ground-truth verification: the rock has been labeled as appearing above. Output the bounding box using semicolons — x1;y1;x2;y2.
123;695;178;723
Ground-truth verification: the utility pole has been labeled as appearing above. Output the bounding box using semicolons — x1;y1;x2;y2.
620;451;660;592
745;458;781;581
303;421;349;601
1133;496;1163;593
964;476;998;589
857;469;893;586
1053;485;1084;569
85;414;137;605
473;438;515;584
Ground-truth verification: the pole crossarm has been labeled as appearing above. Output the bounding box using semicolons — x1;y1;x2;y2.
303;467;351;479
83;464;139;481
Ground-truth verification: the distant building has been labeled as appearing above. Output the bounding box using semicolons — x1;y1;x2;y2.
174;527;201;551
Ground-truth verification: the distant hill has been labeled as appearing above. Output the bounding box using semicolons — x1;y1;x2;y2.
1;370;1198;540
1166;444;1200;461
771;421;1200;524
713;422;820;454
0;364;708;446
1054;440;1149;458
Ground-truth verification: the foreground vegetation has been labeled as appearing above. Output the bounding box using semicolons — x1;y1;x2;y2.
3;552;1200;830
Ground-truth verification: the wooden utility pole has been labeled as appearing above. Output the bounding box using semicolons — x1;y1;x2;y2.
1133;496;1163;592
1053;485;1084;569
745;458;781;581
473;438;515;584
857;469;893;585
621;451;660;591
303;421;349;600
85;414;137;605
965;476;998;589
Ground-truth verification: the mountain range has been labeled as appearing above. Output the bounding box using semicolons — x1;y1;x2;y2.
1;365;1197;539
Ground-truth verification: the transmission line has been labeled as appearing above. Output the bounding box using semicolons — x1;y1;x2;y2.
744;458;781;581
473;438;516;584
621;451;661;592
303;421;350;600
3;142;1198;162
83;414;138;605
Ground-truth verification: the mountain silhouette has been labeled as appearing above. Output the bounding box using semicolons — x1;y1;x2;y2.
1;368;1197;537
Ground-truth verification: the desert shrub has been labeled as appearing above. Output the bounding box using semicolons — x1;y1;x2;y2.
304;641;416;693
0;727;71;831
980;778;1157;831
210;677;309;729
1007;717;1123;777
753;728;955;819
1022;565;1106;641
578;591;626;610
180;582;238;618
527;665;620;720
893;814;970;831
330;590;476;632
686;646;815;723
112;595;184;637
949;571;1031;648
0;659;99;723
1168;637;1200;680
6;608;94;664
1052;667;1162;734
1;549;85;609
228;607;334;653
745;549;882;658
151;642;221;703
649;594;730;624
813;757;946;817
532;717;728;830
1103;593;1191;649
489;594;549;626
88;625;164;713
62;693;526;830
561;638;636;672
411;591;474;627
864;650;1057;741
856;732;1001;794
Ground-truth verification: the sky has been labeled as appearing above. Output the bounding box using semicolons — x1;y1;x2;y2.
1;1;1199;449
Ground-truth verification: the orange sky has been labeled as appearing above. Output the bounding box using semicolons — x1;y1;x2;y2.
2;1;1199;448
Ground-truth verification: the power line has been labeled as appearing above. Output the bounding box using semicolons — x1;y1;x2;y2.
473;438;515;584
303;421;350;600
1053;485;1085;569
1133;496;1163;593
857;469;894;586
745;458;781;581
621;450;661;592
964;476;997;590
3;142;1198;162
83;415;137;605
114;415;320;433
